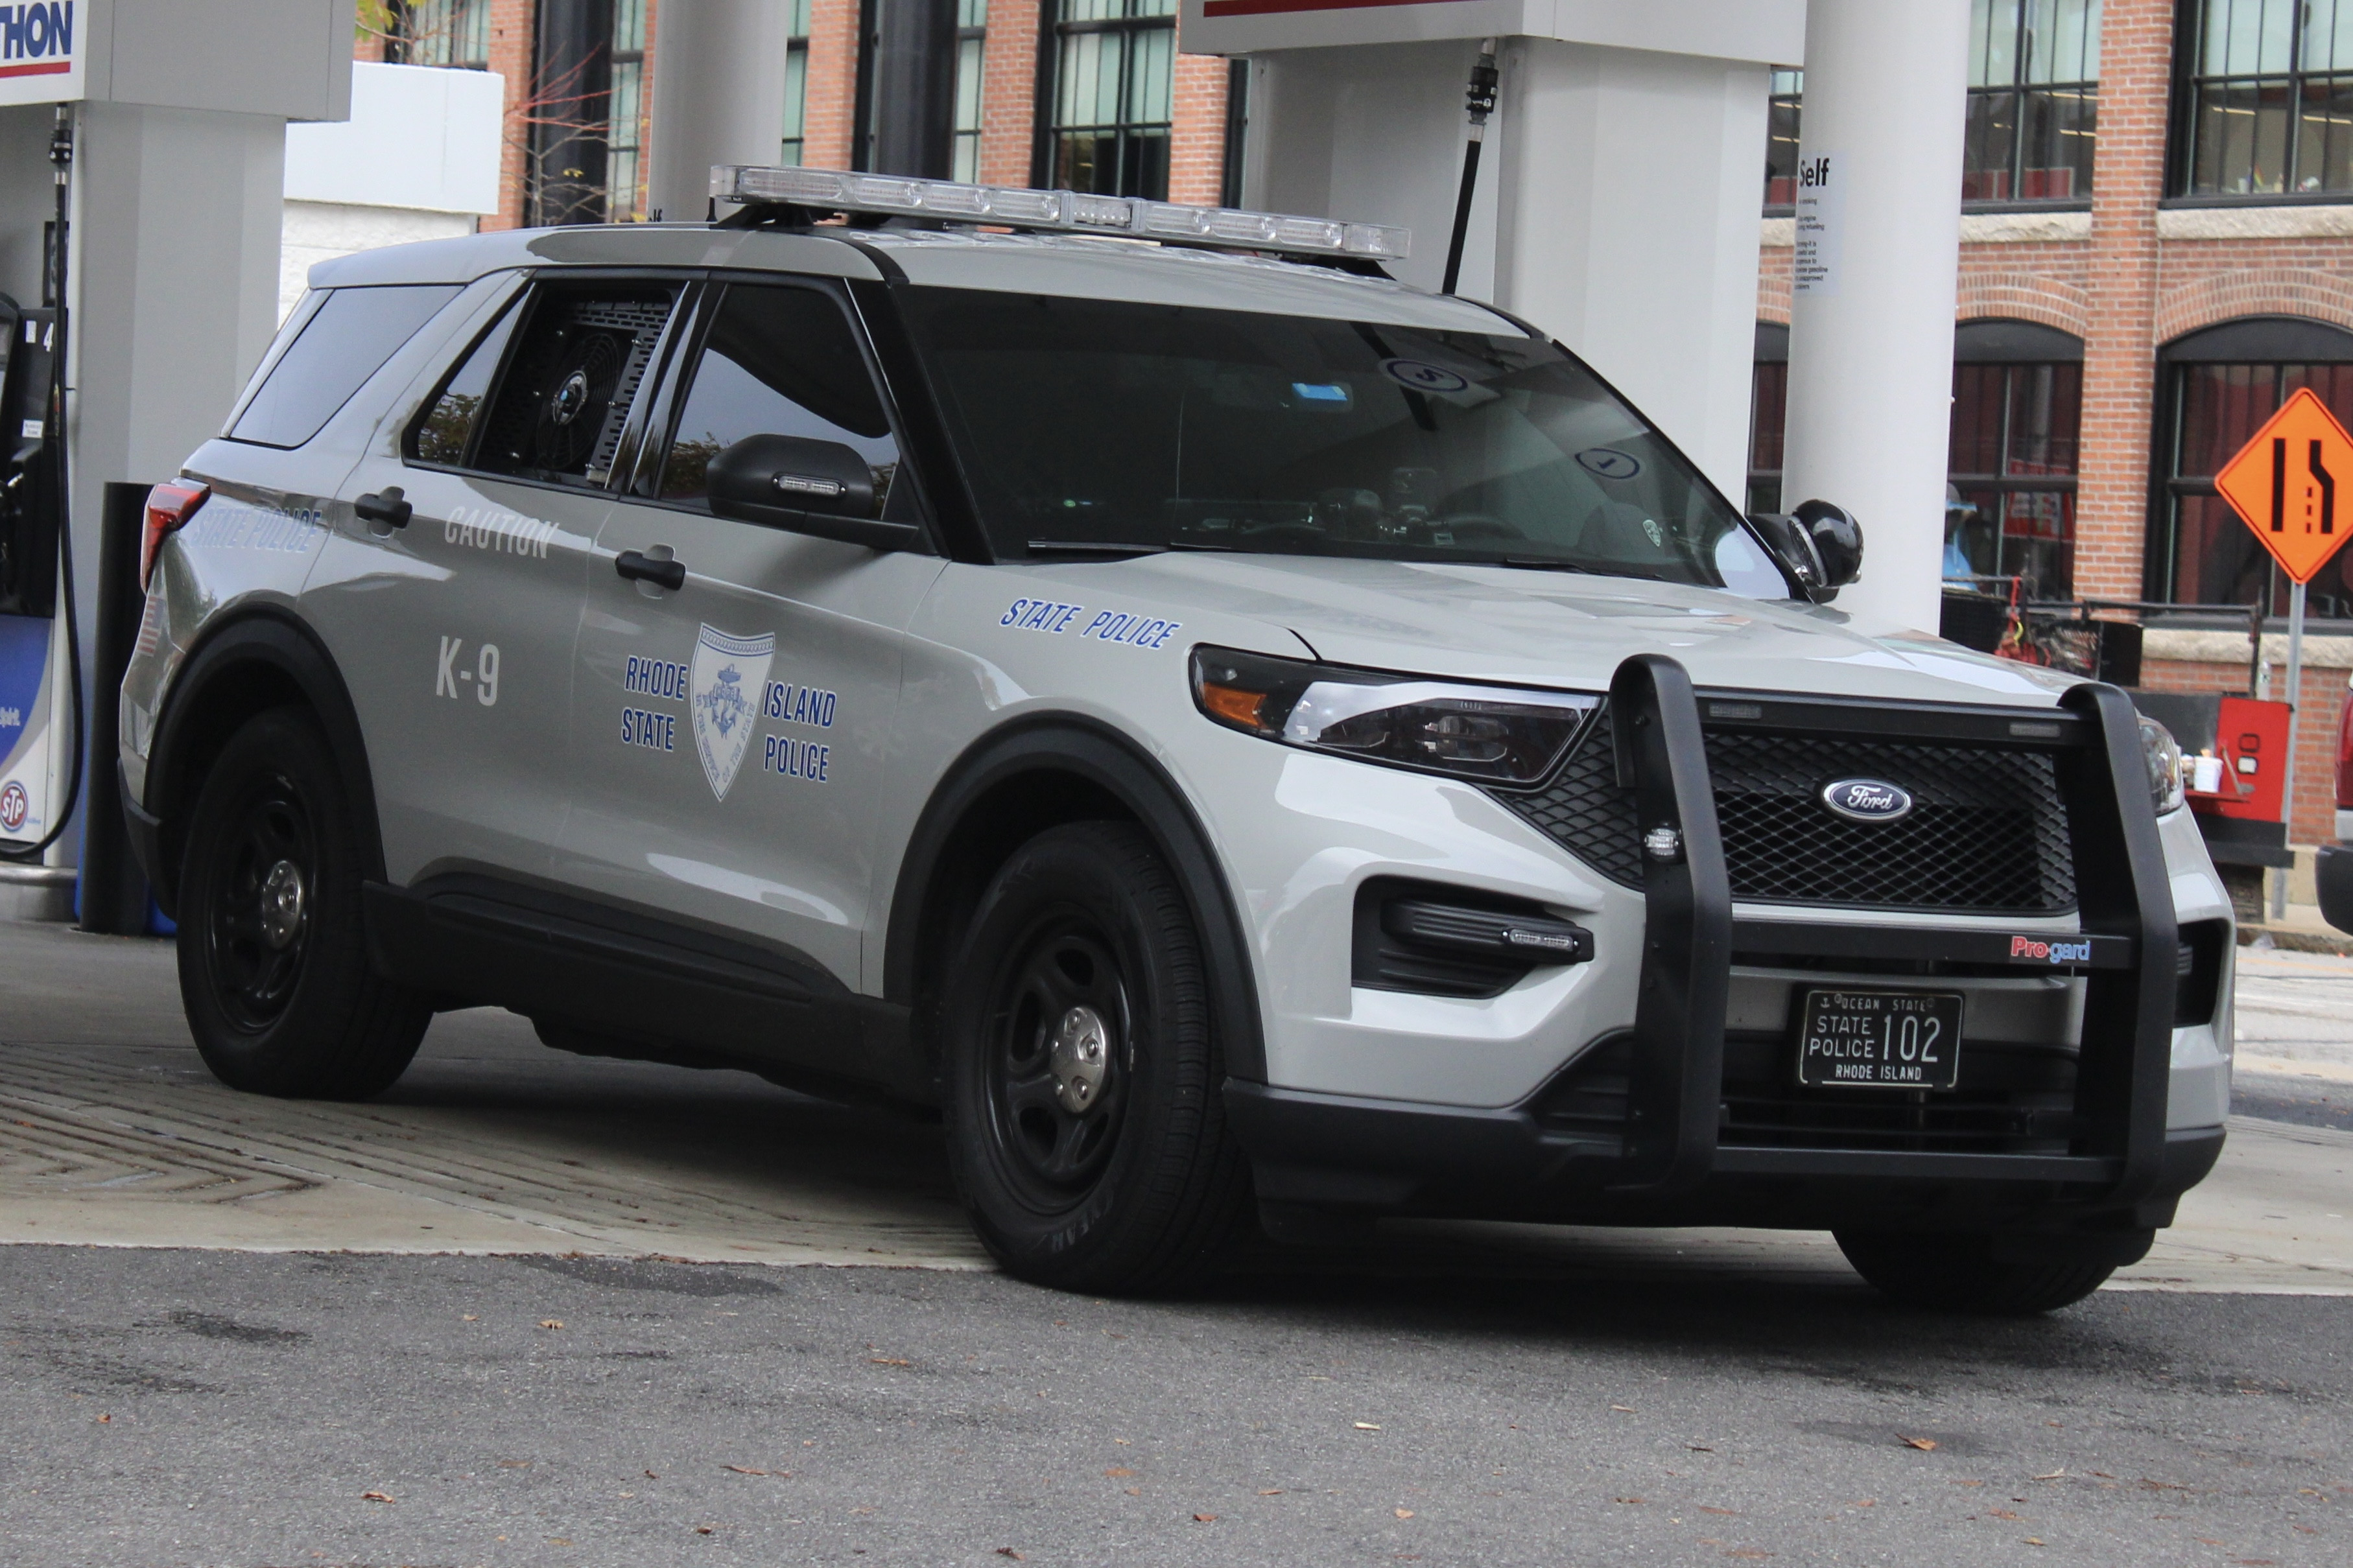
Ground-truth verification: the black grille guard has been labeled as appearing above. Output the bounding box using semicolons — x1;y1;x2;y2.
1605;653;2180;1202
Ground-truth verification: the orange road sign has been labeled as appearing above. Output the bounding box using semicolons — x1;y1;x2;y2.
2216;386;2353;584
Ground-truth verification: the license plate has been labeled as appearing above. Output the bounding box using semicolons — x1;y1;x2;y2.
1795;989;1965;1090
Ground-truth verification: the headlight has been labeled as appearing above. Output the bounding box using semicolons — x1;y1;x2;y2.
1190;646;1596;784
2139;714;2185;816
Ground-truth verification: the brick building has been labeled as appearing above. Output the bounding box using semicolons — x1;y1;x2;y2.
360;0;1239;233
1756;0;2353;846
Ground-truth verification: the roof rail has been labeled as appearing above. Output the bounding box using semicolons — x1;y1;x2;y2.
709;164;1410;268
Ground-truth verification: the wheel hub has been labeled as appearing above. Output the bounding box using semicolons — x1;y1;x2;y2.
258;858;307;951
1047;1005;1110;1113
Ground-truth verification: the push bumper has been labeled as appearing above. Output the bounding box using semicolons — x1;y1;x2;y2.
1225;655;2208;1233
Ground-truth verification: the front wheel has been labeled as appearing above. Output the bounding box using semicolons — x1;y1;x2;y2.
941;821;1249;1293
1835;1228;2147;1315
176;708;430;1099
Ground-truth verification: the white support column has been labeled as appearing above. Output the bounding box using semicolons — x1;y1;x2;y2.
1778;0;1972;633
648;0;791;223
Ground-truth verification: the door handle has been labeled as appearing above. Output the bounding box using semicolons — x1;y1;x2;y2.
615;549;686;592
353;487;412;529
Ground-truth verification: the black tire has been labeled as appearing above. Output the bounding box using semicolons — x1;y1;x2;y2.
176;707;429;1099
941;821;1251;1293
1835;1228;2136;1315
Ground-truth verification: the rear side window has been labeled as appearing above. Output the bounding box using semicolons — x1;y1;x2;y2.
471;281;682;488
230;285;461;449
408;298;525;466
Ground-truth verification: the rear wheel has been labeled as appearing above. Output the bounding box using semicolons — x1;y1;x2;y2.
941;821;1249;1293
1835;1228;2145;1315
177;708;429;1099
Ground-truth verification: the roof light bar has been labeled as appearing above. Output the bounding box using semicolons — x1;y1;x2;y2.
711;164;1412;262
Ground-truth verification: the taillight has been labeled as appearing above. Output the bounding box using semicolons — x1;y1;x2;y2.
140;480;209;591
2338;674;2353;810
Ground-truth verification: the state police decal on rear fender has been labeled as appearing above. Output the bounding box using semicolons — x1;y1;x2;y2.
690;626;774;801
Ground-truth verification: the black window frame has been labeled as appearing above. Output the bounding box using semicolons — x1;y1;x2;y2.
1747;320;1789;513
1032;0;1178;200
2170;0;2353;202
386;0;492;69
1945;318;2087;598
2145;314;2353;614
1963;0;2101;210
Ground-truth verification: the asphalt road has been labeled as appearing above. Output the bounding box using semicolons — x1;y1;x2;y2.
3;1247;2347;1568
3;926;2352;1565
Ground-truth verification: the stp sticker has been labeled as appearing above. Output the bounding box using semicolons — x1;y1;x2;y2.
0;780;27;832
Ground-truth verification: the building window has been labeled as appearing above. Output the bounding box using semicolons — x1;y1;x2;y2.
390;0;491;68
1963;0;2100;204
1945;320;2084;598
609;0;648;220
1044;0;1176;198
2179;0;2353;196
955;0;987;183
2153;318;2353;614
783;0;813;166
1748;322;1789;513
1763;68;1803;209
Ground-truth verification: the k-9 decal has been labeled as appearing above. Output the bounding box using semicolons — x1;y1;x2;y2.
435;636;500;706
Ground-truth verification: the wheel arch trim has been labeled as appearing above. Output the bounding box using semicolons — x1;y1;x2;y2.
884;714;1268;1084
139;606;383;918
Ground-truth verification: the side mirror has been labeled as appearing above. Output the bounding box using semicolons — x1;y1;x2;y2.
1747;511;1830;602
705;434;921;552
1792;498;1863;588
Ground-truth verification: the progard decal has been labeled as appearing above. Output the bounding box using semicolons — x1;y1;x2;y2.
2009;935;2092;965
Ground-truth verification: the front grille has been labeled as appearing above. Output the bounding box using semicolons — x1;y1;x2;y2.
1531;1031;2081;1157
1490;703;2077;914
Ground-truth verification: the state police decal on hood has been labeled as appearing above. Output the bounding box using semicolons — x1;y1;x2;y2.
1819;778;1914;823
691;625;775;801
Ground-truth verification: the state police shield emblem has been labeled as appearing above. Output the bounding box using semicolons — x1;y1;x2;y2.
690;624;775;801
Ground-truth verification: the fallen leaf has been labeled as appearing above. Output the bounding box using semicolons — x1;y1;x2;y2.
360;1491;394;1503
868;1357;911;1366
1125;1488;1141;1496
644;1470;659;1479
694;1525;714;1535
1688;1445;1714;1452
1952;1480;1985;1488
547;1540;573;1548
95;1414;109;1423
1701;1506;1737;1514
1614;1497;1645;1505
1849;1500;1875;1508
499;1460;531;1469
1354;1422;1382;1431
538;1320;563;1330
1610;1404;1635;1413
1989;1508;2022;1521
1259;1489;1282;1496
1395;1508;1415;1519
1194;1512;1218;1523
2024;1541;2045;1549
996;1551;1023;1560
1900;1436;1937;1451
1104;1468;1135;1478
462;1314;479;1322
723;1466;772;1476
2034;1469;2066;1480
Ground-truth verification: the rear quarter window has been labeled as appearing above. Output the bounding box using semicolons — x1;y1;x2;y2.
230;284;462;449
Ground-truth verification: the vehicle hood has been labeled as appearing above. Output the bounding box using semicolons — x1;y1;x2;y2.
1067;554;2079;708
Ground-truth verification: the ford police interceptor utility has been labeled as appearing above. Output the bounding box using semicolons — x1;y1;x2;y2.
119;166;2232;1311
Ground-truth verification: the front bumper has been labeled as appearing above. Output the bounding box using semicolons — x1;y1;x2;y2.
1225;655;2212;1230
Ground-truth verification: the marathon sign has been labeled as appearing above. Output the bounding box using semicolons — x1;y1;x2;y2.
0;1;77;104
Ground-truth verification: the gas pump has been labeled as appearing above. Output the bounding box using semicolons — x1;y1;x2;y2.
0;295;61;852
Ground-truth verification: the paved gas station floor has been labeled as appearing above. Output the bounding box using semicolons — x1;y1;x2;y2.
1;920;2347;1294
5;922;2353;1567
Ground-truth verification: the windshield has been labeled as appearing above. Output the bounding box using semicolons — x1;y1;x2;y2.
901;287;1789;595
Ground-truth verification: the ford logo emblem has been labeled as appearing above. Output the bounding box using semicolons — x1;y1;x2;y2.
1821;778;1914;823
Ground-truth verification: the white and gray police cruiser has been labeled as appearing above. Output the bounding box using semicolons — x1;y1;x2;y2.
119;165;2232;1309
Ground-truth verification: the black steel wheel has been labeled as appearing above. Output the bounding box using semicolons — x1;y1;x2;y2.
942;821;1249;1293
177;708;429;1099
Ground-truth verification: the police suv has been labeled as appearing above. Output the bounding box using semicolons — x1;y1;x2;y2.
121;166;2232;1310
